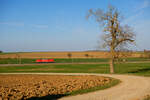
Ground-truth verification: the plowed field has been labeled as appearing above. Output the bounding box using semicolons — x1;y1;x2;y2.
0;75;112;100
0;51;141;58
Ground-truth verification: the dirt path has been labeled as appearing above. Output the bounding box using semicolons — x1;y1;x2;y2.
1;73;150;100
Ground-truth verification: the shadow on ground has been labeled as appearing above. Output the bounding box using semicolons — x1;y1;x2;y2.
128;68;150;74
26;94;68;100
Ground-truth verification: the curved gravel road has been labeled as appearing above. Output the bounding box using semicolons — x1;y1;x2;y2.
1;73;150;100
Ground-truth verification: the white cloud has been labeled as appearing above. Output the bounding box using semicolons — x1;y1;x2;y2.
0;22;24;26
134;20;150;50
123;0;150;25
123;11;143;25
140;0;150;9
122;0;150;50
31;24;49;28
0;22;49;29
135;0;150;11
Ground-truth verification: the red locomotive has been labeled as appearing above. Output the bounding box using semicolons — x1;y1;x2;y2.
36;59;55;63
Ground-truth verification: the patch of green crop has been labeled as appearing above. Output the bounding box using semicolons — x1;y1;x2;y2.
0;63;150;76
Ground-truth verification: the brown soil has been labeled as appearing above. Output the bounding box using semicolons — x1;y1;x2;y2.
0;75;111;100
0;51;141;58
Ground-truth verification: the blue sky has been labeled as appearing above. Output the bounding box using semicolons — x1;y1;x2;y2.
0;0;150;52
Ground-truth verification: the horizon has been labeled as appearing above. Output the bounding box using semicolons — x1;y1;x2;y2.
2;49;148;53
0;0;150;52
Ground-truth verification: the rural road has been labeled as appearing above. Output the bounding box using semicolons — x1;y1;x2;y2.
1;73;150;100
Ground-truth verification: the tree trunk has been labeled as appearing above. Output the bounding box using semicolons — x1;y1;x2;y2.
110;46;115;74
110;59;114;74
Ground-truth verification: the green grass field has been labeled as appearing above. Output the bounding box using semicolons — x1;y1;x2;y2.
0;58;109;64
0;63;150;76
0;57;149;64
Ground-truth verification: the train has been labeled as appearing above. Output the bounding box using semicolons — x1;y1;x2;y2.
36;59;55;63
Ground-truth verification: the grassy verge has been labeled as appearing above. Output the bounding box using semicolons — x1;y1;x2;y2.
0;63;150;76
0;58;37;64
0;58;109;64
0;64;109;73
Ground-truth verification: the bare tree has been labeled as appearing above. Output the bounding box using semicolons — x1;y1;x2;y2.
0;50;3;53
67;53;72;59
67;53;73;63
16;53;21;64
85;54;89;58
87;5;135;73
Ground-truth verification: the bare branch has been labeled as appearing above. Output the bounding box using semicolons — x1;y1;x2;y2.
87;5;136;73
